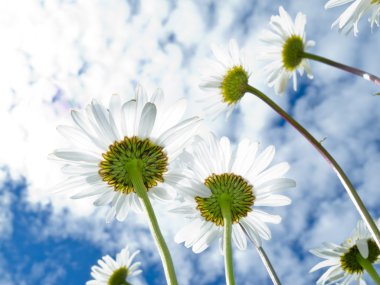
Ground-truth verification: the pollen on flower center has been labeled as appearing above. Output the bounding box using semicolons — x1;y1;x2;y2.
220;65;249;105
282;35;304;71
99;136;168;194
340;239;380;274
195;173;255;226
108;267;130;285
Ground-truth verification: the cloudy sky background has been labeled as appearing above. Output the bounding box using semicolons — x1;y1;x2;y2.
0;0;380;284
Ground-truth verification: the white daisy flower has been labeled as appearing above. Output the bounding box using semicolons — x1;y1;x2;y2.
51;85;201;222
87;246;142;285
310;219;380;285
199;39;251;119
258;6;315;94
170;134;295;253
325;0;380;36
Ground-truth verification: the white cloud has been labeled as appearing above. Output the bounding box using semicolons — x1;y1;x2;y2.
0;169;15;240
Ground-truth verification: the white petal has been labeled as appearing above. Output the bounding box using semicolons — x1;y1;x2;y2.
89;100;117;143
275;72;289;94
231;140;259;175
255;194;291;206
70;110;108;149
232;224;247;250
121;100;137;137
57;125;95;149
310;259;339;273
52;149;100;163
255;178;296;195
93;191;115;206
157;98;187;131
149;186;174;201
150;88;164;107
356;239;369;259
245;214;272;240
71;186;109;199
138;102;157;138
175;219;203;244
325;0;355;9
251;210;282;224
240;218;262;246
253;162;290;185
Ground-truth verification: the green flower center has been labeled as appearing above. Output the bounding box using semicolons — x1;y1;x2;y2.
220;65;249;105
108;267;131;285
282;35;304;71
195;173;255;226
371;0;380;4
99;136;168;194
340;239;380;274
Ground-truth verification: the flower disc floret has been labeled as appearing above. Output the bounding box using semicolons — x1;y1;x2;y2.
195;173;255;226
108;267;130;285
340;239;380;274
220;66;249;104
282;35;305;71
99;136;168;194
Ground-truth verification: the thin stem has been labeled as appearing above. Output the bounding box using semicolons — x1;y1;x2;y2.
256;246;281;285
126;160;178;285
246;85;380;250
219;196;236;285
356;254;380;284
302;52;380;87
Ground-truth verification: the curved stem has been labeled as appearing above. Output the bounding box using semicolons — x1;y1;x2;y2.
302;52;380;87
245;85;380;250
256;246;281;285
356;254;380;284
219;196;236;285
126;160;178;285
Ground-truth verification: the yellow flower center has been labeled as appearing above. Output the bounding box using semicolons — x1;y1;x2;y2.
99;136;168;194
108;267;131;285
220;65;249;105
195;173;255;226
340;239;380;274
282;35;304;71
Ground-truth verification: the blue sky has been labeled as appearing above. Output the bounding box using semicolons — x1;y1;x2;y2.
0;0;380;284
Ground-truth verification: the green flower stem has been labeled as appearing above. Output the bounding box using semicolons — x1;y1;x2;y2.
356;254;380;284
219;195;236;285
245;85;380;250
126;160;178;285
302;52;380;87
256;246;281;285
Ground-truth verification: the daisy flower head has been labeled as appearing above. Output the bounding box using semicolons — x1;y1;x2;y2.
199;39;251;119
87;245;142;285
258;6;315;94
310;218;380;285
171;134;295;253
51;85;201;223
325;0;380;36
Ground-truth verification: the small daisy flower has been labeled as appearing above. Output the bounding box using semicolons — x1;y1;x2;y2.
199;39;251;119
51;85;201;222
325;0;380;36
258;6;315;94
170;134;295;253
310;219;380;284
87;246;142;285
